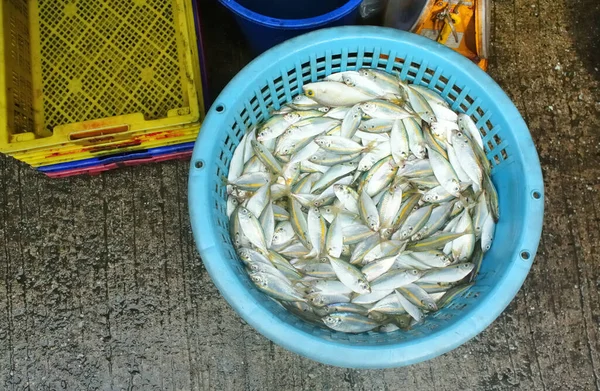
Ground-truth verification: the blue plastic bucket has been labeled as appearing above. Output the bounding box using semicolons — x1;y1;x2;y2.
219;0;362;53
189;27;544;368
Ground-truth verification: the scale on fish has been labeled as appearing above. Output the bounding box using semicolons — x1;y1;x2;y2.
224;69;499;334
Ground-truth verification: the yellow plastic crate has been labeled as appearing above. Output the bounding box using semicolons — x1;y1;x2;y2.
0;0;204;155
13;123;200;167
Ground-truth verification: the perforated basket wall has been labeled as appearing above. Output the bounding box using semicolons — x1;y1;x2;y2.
188;27;544;368
0;0;203;154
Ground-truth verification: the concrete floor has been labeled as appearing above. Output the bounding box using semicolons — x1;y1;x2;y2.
1;0;599;389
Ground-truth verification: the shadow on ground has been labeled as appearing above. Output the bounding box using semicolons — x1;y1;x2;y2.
198;0;254;105
566;0;600;81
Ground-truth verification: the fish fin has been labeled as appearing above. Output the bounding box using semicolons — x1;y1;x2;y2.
362;140;379;153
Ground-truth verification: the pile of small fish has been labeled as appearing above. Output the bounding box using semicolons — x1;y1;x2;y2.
226;68;499;334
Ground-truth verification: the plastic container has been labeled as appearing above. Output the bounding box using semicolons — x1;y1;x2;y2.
12;124;200;167
45;150;193;179
188;26;544;368
0;0;204;155
219;0;362;53
37;142;195;174
192;1;212;107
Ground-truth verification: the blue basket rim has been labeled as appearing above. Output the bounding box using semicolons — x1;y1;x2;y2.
218;0;362;29
188;26;545;368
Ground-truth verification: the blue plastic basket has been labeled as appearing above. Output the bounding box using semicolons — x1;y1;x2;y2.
219;0;362;53
188;26;544;368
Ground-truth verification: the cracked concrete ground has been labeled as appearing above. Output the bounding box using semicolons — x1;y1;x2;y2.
0;0;599;389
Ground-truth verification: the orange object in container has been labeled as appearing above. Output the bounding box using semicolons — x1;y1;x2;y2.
385;0;490;71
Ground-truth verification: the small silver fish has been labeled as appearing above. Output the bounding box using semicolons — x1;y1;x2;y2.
229;172;270;191
370;269;422;291
329;256;371;294
419;263;475;284
369;293;407;315
304;82;375;107
352;288;394;304
322;312;379;333
359;190;381;231
249;272;306;302
238;206;268;253
360;100;413;120
325;215;344;258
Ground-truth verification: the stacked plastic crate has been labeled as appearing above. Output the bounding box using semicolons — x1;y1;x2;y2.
0;0;206;177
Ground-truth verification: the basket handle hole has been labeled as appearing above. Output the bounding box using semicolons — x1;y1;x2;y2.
520;251;531;260
215;104;226;113
532;191;542;199
194;160;205;170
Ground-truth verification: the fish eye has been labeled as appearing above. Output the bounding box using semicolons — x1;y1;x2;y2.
306;90;315;97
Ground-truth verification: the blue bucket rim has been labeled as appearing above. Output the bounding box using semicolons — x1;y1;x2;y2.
188;26;545;368
218;0;362;29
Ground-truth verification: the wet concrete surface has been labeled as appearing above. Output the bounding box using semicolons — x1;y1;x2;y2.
1;0;600;389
